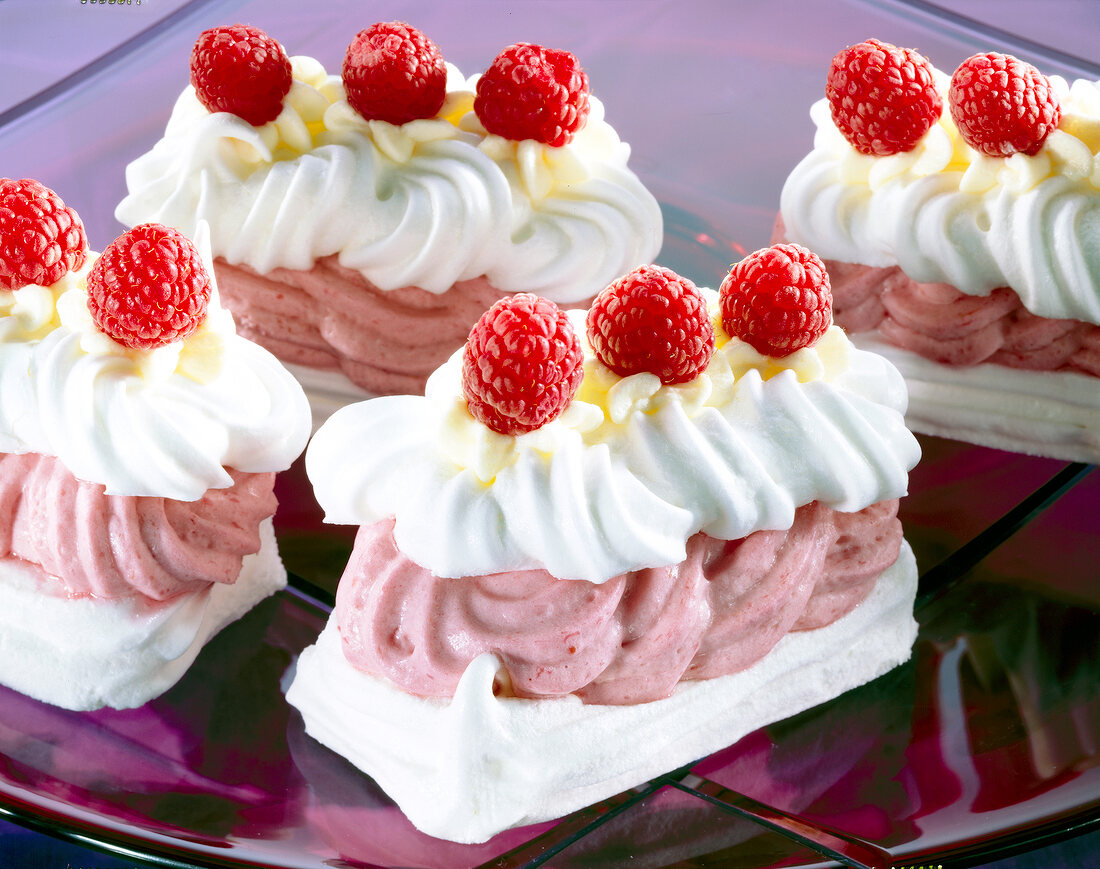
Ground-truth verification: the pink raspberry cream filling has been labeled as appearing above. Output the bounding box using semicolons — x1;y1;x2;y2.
215;258;590;396
334;499;903;706
772;217;1100;376
827;262;1100;375
0;452;277;601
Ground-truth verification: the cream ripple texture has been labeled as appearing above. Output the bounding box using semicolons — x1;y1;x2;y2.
0;518;285;711
0;224;309;710
0;226;311;501
115;58;663;305
781;73;1100;326
287;541;918;843
294;293;920;842
307;305;920;583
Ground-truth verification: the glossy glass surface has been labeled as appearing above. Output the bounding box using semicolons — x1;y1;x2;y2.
0;445;1095;869
0;1;1097;867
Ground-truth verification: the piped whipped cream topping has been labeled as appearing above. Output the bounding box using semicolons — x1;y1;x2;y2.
307;296;919;583
781;70;1100;324
0;226;311;501
116;57;662;301
439;298;853;483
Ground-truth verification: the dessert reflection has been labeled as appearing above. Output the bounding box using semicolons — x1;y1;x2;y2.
0;598;304;842
920;581;1100;815
676;579;1100;861
694;658;919;851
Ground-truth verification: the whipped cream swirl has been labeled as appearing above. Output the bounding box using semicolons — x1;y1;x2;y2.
307;302;919;582
116;58;662;302
0;227;311;500
781;72;1100;325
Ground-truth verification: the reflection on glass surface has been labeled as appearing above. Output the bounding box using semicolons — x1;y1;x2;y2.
899;436;1073;575
924;583;1100;817
0;597;303;846
549;786;826;869
0;0;1098;865
688;577;1100;867
694;661;918;853
0;455;1094;869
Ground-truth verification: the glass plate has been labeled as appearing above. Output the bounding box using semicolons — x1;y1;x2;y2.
0;448;1095;869
0;1;1098;866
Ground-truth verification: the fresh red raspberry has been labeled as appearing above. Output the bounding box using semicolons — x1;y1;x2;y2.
462;294;584;435
826;38;942;156
0;178;87;290
948;52;1061;157
474;43;590;147
86;224;212;350
719;244;833;358
190;24;292;126
586;265;714;385
343;21;447;125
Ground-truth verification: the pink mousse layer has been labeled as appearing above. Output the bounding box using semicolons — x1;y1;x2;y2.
0;452;277;601
216;257;542;396
773;218;1100;376
334;499;903;706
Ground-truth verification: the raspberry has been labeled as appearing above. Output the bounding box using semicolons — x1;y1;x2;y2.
190;24;292;126
586;265;714;385
86;224;212;350
462;294;584;435
474;43;590;147
948;52;1061;157
719;244;832;358
0;178;87;290
826;38;942;156
343;21;447;125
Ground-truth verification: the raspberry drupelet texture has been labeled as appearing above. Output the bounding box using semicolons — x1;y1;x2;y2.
719;244;833;358
826;38;942;156
190;24;292;126
86;223;212;351
462;294;584;436
948;52;1061;157
586;265;714;385
0;178;87;291
343;21;447;125
474;43;590;147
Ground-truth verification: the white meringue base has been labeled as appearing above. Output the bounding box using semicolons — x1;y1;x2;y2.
287;541;918;844
852;334;1100;464
0;518;286;711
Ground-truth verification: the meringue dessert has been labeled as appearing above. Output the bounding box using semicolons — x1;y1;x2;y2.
778;39;1100;462
115;23;662;420
288;251;921;843
0;178;310;711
